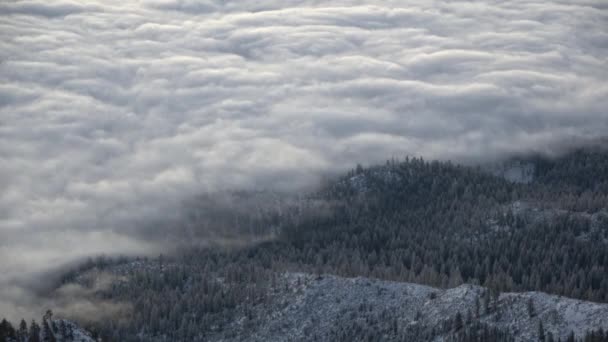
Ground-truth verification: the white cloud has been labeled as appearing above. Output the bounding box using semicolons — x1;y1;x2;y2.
0;0;607;319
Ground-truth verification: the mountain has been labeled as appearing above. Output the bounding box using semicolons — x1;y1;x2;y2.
4;147;608;341
214;272;608;342
37;264;608;341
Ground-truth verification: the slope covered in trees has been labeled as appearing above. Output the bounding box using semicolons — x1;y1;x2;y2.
4;147;608;341
0;311;95;342
275;148;608;301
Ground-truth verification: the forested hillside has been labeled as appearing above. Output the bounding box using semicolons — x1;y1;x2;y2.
280;148;608;301
0;311;95;342
3;147;608;341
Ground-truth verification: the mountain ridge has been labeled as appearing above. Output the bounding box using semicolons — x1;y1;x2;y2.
4;147;608;341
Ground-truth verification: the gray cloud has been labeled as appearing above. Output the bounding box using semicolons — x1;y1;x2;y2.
0;1;98;18
0;0;607;319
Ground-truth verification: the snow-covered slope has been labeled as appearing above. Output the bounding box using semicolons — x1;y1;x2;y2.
50;319;96;342
215;273;608;342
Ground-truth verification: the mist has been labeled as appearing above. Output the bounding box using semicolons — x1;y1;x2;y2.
1;0;607;320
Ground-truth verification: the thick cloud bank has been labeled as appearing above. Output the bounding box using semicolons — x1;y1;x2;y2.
1;0;607;318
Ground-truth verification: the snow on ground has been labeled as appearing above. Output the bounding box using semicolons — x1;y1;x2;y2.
219;273;608;342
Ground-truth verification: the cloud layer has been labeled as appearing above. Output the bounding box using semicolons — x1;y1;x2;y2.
1;0;607;318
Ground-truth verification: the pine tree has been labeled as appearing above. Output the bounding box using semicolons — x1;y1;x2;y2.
28;320;40;342
41;318;55;342
18;320;28;342
0;319;16;341
566;331;575;342
528;298;536;317
454;312;463;331
538;320;545;341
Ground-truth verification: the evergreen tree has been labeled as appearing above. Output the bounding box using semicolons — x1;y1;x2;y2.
28;320;40;342
538;320;545;342
41;318;55;342
18;320;28;342
528;298;536;317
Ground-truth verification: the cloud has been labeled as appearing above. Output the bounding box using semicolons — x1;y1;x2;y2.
0;271;132;323
0;1;98;18
0;0;607;318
